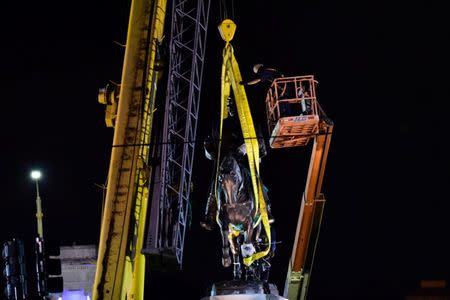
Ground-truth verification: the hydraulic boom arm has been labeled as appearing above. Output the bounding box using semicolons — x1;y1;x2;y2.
284;115;333;300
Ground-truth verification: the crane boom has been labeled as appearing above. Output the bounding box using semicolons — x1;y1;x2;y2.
93;0;167;298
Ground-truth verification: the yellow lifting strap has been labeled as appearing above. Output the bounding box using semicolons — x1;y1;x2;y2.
217;19;271;266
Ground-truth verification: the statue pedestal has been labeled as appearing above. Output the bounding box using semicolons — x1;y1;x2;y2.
201;280;287;300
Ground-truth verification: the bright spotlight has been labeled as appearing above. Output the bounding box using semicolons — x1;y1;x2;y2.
31;170;42;180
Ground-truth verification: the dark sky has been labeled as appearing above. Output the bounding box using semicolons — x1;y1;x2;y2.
1;1;448;299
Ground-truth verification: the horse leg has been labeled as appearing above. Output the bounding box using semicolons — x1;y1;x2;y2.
256;223;272;282
241;220;256;258
260;257;271;282
254;223;262;250
220;229;232;268
243;221;262;281
229;234;242;279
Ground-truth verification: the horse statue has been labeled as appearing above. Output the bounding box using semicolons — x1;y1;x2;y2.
201;96;275;281
215;151;274;281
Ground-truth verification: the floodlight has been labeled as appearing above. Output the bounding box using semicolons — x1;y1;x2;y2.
31;170;42;180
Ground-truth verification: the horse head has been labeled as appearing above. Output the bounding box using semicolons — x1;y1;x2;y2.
218;152;255;227
219;153;244;205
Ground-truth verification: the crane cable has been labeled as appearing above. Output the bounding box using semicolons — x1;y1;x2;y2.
215;19;271;266
219;0;235;22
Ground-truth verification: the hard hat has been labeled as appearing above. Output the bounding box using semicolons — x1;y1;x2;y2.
253;63;263;73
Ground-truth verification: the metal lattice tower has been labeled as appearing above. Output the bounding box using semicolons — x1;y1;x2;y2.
149;0;210;266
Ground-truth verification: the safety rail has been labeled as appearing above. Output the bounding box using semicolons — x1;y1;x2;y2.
265;75;320;148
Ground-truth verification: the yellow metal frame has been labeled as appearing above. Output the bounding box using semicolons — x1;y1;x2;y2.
93;0;167;299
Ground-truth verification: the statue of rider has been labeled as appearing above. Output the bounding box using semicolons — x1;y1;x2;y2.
200;95;274;231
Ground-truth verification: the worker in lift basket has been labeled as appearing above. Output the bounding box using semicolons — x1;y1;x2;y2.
240;63;283;86
240;63;292;117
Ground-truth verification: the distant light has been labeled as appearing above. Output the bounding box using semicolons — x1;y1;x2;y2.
31;170;42;180
61;289;86;300
421;280;447;289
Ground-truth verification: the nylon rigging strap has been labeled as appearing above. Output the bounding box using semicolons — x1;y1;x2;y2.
214;19;271;266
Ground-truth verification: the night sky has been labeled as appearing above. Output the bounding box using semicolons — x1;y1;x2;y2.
1;1;448;299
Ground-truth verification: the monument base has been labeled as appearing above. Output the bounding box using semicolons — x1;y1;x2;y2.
201;280;287;300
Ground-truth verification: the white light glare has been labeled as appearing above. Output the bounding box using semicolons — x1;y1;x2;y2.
31;170;42;180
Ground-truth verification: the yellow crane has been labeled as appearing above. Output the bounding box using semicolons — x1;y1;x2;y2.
94;0;211;298
93;0;167;298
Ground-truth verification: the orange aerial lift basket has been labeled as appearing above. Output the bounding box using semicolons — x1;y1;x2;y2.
266;75;320;148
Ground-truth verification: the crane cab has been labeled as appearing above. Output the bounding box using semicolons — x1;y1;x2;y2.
265;75;320;148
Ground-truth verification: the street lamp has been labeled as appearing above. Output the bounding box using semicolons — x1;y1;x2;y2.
31;170;44;238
